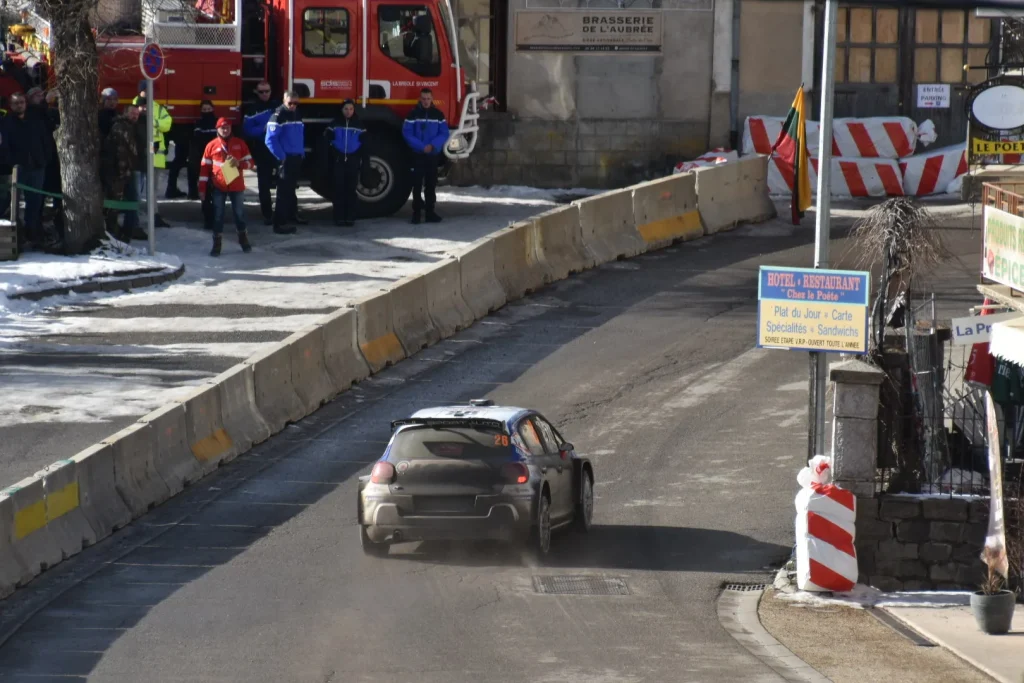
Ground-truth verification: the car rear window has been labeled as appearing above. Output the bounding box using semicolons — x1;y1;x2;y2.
390;426;513;462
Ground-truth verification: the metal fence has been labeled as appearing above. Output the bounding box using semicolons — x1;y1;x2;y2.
875;294;1024;498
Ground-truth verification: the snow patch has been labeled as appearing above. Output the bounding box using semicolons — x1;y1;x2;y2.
776;583;972;610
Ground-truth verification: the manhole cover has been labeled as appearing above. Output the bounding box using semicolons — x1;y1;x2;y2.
723;583;767;592
533;575;630;596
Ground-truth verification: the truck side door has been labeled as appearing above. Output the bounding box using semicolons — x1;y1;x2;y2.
291;0;361;104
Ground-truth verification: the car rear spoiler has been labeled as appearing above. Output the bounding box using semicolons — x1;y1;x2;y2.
390;417;508;433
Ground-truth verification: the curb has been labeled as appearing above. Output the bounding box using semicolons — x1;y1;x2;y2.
9;263;186;301
882;608;1015;683
718;584;833;683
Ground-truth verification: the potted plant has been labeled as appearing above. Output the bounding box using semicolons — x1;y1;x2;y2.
971;566;1017;635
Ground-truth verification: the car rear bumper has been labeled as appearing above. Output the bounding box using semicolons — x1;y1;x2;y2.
360;491;535;544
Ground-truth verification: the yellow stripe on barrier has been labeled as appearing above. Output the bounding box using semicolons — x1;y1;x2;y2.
14;499;46;540
191;428;234;462
637;210;703;244
46;481;80;521
360;333;404;370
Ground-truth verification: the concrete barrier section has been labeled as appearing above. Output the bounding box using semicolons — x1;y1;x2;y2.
632;173;703;249
248;342;306;433
0;489;28;597
320;308;371;393
285;325;337;414
457;238;506;320
694;162;739;234
139;402;202;495
576;189;645;265
103;422;172;518
492;222;547;302
3;476;59;582
71;443;132;540
38;458;95;558
532;205;592;281
181;382;236;475
353;292;406;373
213;363;271;457
734;154;777;224
422;258;474;339
390;274;441;354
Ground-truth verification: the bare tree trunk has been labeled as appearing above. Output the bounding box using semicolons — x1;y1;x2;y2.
40;0;105;254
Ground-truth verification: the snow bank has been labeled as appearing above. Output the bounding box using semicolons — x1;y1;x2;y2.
0;241;181;308
776;583;971;610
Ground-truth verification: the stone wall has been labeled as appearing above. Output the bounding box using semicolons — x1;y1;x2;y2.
855;495;989;591
449;115;706;190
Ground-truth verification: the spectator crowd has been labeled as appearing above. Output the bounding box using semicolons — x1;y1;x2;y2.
2;79;452;257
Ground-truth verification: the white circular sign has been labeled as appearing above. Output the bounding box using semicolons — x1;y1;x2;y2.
972;84;1024;130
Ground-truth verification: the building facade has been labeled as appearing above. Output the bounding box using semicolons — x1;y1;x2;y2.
451;0;1009;188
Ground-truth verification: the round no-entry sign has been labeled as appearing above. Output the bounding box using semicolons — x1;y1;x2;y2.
140;42;164;80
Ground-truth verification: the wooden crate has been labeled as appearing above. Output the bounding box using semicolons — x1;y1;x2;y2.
0;219;16;261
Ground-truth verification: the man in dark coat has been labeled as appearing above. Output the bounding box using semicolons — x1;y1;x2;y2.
101;104;141;242
2;92;53;247
242;81;279;224
189;99;218;214
99;87;120;138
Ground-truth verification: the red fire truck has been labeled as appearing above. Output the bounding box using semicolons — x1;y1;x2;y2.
9;0;480;217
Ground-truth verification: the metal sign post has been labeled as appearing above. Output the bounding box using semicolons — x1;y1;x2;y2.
809;0;839;460
140;42;164;256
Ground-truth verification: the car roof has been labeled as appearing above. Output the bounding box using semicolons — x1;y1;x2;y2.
408;403;532;429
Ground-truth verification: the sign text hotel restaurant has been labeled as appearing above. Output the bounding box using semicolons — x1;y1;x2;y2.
515;10;663;54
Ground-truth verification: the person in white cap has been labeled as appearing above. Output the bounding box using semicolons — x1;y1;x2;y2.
99;87;119;138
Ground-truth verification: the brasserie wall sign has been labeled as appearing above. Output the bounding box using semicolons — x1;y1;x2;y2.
514;10;663;54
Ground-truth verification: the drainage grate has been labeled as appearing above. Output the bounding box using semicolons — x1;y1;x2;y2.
533;575;631;596
723;583;768;592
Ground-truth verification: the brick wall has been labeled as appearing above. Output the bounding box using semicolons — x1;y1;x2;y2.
856;495;989;591
449;115;708;190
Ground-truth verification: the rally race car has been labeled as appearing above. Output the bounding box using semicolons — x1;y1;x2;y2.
357;400;595;557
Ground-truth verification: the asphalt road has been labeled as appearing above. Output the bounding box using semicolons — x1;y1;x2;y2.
0;204;975;683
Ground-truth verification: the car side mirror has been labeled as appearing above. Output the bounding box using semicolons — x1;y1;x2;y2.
560;442;574;453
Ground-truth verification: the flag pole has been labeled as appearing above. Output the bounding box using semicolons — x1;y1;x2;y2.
809;0;839;460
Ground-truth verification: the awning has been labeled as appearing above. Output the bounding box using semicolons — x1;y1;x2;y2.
991;315;1024;367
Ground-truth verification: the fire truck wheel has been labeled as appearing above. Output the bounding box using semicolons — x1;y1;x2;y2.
357;134;413;219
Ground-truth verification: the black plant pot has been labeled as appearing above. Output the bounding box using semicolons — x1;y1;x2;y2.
970;590;1016;635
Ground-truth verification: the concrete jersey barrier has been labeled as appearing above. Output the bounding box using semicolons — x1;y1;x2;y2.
632;172;703;249
576;189;645;264
457;238;506;320
352;291;407;373
695;155;776;234
0;155;778;600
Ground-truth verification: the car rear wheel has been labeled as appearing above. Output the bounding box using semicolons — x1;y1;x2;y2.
531;493;552;555
360;525;390;557
574;470;594;533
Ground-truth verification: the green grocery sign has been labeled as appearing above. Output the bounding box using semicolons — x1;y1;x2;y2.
983;206;1024;293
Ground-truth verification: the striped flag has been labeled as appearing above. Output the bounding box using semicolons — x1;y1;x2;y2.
772;86;813;225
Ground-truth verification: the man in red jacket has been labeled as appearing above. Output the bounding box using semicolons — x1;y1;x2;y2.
199;117;256;256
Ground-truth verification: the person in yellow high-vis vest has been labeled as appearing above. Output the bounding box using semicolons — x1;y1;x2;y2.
133;80;173;228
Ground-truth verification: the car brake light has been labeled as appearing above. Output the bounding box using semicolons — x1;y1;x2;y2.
502;463;529;485
371;462;396;484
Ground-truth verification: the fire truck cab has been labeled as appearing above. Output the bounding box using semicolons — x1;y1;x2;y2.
11;0;480;218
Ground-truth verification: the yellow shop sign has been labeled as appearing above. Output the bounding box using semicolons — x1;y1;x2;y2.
973;138;1024;155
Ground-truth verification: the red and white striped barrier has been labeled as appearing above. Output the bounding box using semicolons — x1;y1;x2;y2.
899;144;968;196
673;148;738;174
768;155;904;198
744;116;822;157
795;456;858;593
744;115;936;159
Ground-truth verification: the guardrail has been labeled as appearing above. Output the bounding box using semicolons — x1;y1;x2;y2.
0;155;776;599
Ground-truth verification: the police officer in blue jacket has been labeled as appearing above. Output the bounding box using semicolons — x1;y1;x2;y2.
402;88;449;224
243;81;280;224
326;99;368;227
265;90;304;235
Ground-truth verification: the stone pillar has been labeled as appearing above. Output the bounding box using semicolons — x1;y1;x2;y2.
829;359;885;497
